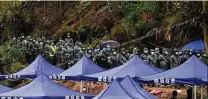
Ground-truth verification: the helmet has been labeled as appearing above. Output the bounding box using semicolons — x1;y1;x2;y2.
165;50;169;55
203;53;207;57
155;47;160;53
107;45;111;48
103;48;107;52
175;51;179;55
88;50;92;53
133;48;138;52
173;48;178;52
196;53;201;57
179;51;183;55
143;48;148;53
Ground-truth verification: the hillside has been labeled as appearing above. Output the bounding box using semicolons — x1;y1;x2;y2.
0;1;207;90
0;1;204;48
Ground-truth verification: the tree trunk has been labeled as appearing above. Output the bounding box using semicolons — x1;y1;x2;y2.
202;1;208;97
203;1;208;53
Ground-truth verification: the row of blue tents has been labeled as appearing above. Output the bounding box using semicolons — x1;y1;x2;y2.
0;39;207;99
0;54;208;85
0;73;93;99
0;39;206;80
0;74;156;99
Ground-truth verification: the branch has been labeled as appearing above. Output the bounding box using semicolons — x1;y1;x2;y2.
120;28;158;46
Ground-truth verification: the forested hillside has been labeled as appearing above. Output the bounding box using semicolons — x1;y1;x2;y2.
0;1;207;88
0;1;204;47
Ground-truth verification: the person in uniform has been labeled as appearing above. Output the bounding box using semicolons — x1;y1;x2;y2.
170;50;180;68
140;48;149;62
65;45;73;61
156;48;169;70
118;51;127;65
111;51;119;66
147;49;156;66
34;41;40;56
200;52;208;64
39;41;44;55
65;33;74;46
163;49;171;69
99;48;108;69
154;47;166;69
180;50;190;64
11;35;17;45
86;48;93;59
129;48;138;59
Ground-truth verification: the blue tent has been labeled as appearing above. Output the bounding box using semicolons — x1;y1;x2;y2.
139;55;208;85
84;55;164;82
5;55;64;79
0;73;94;99
120;76;156;99
0;85;12;94
0;74;4;80
56;55;105;80
93;80;137;99
181;40;205;51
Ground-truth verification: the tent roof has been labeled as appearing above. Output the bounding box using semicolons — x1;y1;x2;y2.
11;55;64;78
59;55;104;77
120;76;156;99
0;85;12;94
85;55;163;80
0;74;4;79
181;40;205;51
93;80;136;99
0;73;93;98
140;55;208;85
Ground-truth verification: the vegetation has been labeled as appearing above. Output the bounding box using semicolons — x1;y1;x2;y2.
0;2;207;96
0;1;206;73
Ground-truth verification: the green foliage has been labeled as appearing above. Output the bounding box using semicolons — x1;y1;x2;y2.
78;24;90;32
88;38;101;48
123;2;163;22
10;62;26;74
196;87;208;99
0;79;31;88
121;2;164;36
0;41;24;63
0;41;24;74
0;1;33;41
111;23;126;36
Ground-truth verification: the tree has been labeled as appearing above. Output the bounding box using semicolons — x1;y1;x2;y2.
203;1;208;53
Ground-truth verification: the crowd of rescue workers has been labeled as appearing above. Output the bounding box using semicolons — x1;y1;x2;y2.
11;33;208;70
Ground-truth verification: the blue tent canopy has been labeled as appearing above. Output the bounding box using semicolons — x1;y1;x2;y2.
0;85;12;94
56;55;105;80
93;80;137;99
120;76;156;99
139;55;208;85
0;73;94;99
181;40;205;51
84;55;164;82
4;55;64;79
0;74;4;80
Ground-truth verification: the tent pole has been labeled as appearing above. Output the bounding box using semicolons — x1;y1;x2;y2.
194;85;197;99
80;80;83;93
201;85;203;99
87;81;89;93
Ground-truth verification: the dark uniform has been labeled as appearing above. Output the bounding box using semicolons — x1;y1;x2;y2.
170;51;180;68
147;49;156;66
129;48;138;60
140;48;149;62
